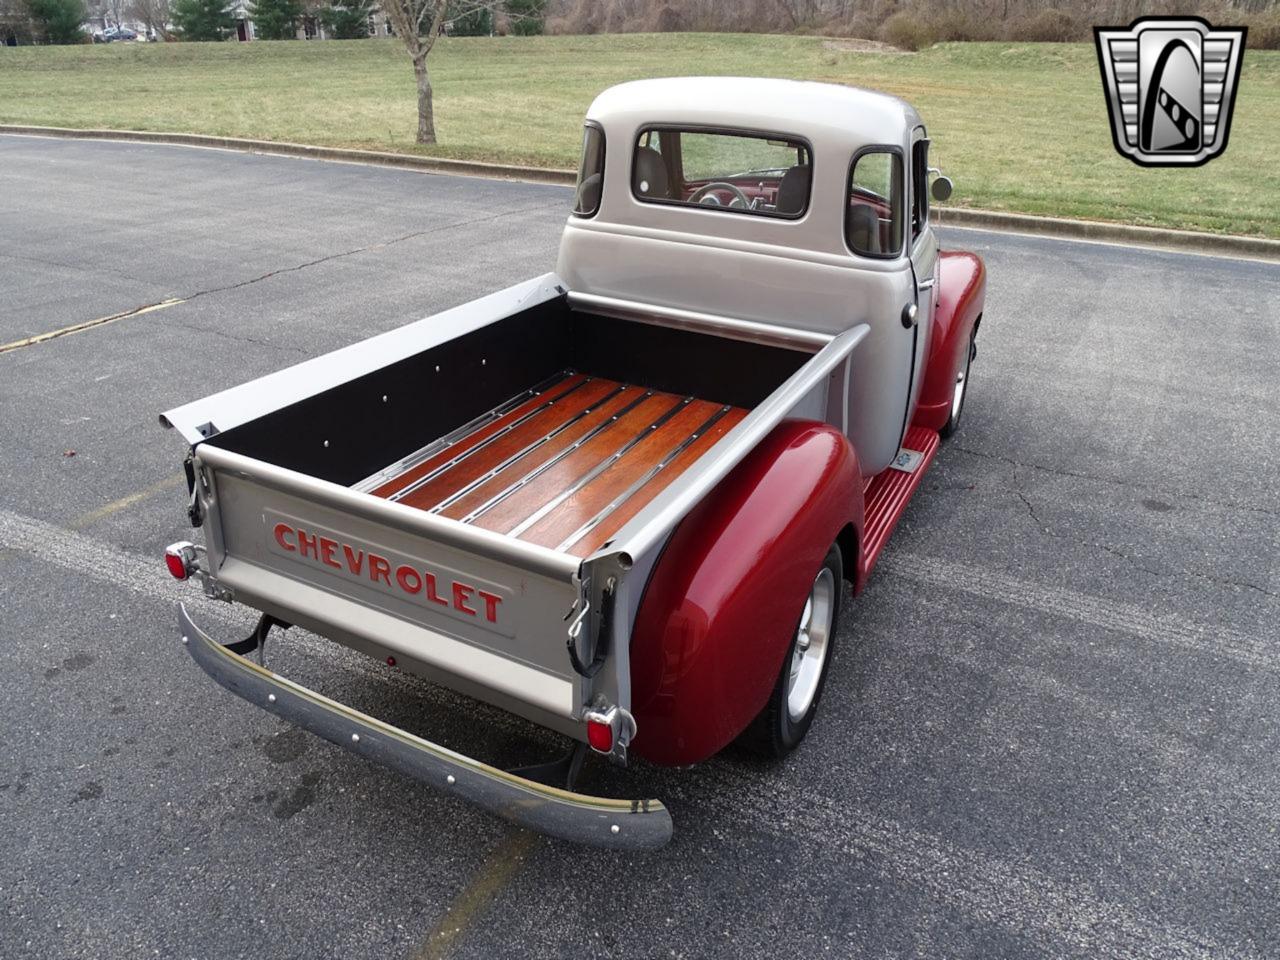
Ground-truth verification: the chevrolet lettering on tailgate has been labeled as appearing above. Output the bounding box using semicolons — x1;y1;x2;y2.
268;513;512;636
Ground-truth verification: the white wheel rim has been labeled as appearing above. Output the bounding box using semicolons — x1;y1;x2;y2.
787;567;835;722
951;349;970;422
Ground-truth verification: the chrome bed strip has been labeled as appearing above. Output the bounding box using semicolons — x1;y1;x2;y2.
388;376;597;503
424;386;638;514
556;404;732;552
352;370;576;494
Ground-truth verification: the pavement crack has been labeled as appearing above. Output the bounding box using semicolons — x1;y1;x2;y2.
163;318;311;357
1007;465;1277;599
178;199;565;304
956;444;1280;519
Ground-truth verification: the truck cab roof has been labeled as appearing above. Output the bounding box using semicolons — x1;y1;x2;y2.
585;76;922;155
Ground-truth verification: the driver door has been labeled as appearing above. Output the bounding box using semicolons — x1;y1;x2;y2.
904;127;938;437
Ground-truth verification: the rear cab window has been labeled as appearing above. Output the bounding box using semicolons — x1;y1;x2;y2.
631;127;812;219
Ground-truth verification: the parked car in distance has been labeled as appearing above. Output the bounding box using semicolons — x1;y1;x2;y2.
94;27;139;42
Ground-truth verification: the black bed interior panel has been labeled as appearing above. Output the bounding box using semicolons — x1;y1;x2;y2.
212;296;808;487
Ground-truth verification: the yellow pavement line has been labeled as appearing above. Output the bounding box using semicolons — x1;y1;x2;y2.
0;298;184;355
70;472;186;530
410;830;538;960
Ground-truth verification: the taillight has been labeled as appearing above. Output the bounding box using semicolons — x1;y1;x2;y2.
586;717;614;753
164;542;197;580
583;704;635;756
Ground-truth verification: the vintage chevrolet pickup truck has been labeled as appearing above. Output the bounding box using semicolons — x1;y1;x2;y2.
161;77;986;849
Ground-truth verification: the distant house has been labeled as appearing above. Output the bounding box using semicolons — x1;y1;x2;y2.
296;8;396;41
71;0;400;43
82;0;151;39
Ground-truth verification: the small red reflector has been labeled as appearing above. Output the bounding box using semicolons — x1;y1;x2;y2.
165;552;189;580
386;656;397;667
586;719;613;753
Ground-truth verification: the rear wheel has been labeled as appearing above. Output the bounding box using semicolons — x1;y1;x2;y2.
940;333;975;439
741;544;842;758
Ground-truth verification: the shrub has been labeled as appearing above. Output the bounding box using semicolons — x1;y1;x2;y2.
27;0;86;43
507;0;546;35
170;0;234;40
1246;14;1280;50
449;1;492;35
650;3;683;32
1005;9;1079;43
252;0;303;39
928;8;993;43
879;10;934;51
321;0;373;37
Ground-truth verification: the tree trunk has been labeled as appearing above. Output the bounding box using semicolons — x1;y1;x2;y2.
414;55;435;146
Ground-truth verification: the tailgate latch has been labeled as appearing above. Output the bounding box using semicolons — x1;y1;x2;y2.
567;576;615;679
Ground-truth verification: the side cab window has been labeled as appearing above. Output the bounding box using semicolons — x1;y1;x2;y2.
846;148;904;259
911;136;930;241
572;123;605;218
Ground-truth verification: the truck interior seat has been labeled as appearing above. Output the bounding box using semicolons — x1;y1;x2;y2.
576;173;603;214
847;203;881;255
633;146;670;199
775;164;811;215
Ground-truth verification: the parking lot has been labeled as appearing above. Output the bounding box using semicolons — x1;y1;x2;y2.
2;134;1277;959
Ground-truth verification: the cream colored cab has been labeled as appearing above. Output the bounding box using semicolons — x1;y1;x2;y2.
557;77;943;475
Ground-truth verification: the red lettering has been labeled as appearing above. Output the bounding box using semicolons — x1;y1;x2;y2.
423;573;448;607
368;554;391;586
477;590;502;623
452;583;476;616
396;565;422;594
319;537;341;569
342;544;364;575
298;529;318;560
273;522;295;552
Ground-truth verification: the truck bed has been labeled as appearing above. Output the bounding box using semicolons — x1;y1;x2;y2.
360;371;748;557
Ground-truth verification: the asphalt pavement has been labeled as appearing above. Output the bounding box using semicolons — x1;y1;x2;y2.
1;134;1278;960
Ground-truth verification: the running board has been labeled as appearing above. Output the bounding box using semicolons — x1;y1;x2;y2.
862;426;941;577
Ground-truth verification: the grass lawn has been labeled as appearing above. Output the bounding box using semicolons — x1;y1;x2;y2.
2;34;1278;237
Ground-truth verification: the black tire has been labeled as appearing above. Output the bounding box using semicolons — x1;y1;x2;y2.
740;543;843;759
939;333;976;439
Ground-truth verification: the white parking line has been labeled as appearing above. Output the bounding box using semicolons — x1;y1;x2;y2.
682;764;1250;960
0;298;183;355
883;553;1275;672
0;507;1261;959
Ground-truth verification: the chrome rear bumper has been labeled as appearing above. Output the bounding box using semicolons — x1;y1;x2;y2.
178;604;672;849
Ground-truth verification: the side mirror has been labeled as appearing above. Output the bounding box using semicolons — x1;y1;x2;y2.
930;175;953;203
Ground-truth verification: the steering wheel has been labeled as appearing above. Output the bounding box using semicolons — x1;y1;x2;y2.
689;181;753;209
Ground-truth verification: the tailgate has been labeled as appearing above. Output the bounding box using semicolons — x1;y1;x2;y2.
192;443;584;722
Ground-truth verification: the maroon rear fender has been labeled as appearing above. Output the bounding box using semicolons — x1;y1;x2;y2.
914;250;986;431
628;421;862;766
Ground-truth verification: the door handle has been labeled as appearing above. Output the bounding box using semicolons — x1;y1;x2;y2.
916;277;936;290
901;303;918;329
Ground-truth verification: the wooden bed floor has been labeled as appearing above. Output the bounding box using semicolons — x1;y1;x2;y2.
367;372;747;557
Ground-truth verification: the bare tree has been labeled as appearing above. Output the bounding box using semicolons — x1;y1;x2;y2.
127;0;171;35
381;2;531;145
381;0;449;144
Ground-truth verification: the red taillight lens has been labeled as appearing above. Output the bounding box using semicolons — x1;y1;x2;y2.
586;718;613;753
165;551;189;580
164;542;195;580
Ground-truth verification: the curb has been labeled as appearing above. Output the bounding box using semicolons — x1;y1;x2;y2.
0;124;578;186
4;124;1278;262
935;207;1280;263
